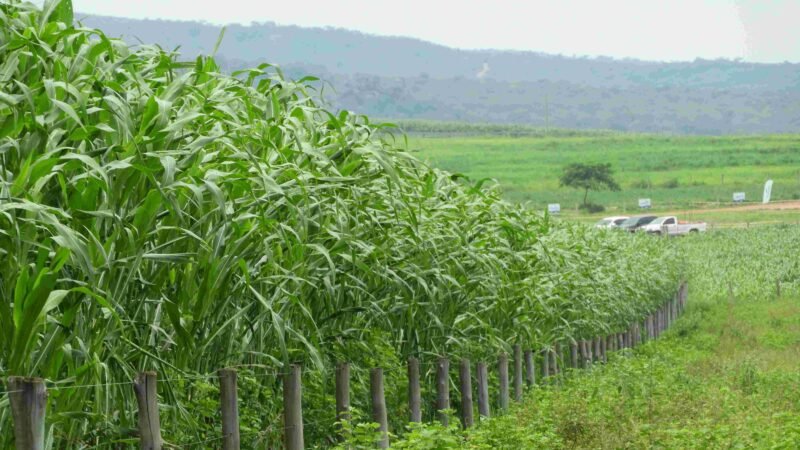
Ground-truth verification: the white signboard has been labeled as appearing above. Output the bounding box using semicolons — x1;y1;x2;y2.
733;192;746;202
547;203;561;214
638;198;651;209
763;180;773;204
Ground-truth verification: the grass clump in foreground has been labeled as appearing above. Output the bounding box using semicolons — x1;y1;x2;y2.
381;227;800;449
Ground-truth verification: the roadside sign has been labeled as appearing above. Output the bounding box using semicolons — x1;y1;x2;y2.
638;198;651;209
763;180;773;204
547;203;561;214
733;192;745;202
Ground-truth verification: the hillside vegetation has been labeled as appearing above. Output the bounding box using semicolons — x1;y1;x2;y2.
0;2;679;447
79;14;800;135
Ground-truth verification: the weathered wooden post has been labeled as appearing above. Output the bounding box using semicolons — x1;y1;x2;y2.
335;362;350;426
600;336;607;363
134;371;163;450
7;377;47;450
593;337;601;361
370;368;389;449
550;344;559;376
498;353;509;411
570;342;579;369
476;362;490;418
524;350;535;387
436;358;450;426
513;345;523;401
459;359;474;428
541;349;550;381
408;357;422;423
219;369;240;450
284;365;304;450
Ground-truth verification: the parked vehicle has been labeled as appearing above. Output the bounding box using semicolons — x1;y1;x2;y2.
641;216;707;235
617;215;657;232
595;216;629;228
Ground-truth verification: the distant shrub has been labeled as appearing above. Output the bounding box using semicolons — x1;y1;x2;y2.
579;202;606;213
660;178;680;189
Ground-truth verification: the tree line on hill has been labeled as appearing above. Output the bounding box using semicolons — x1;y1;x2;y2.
82;14;800;135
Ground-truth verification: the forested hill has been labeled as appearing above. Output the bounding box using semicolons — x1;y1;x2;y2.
82;14;800;135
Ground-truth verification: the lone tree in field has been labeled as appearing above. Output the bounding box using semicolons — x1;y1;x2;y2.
560;163;621;207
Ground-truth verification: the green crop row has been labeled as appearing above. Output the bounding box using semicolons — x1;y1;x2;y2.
0;1;678;446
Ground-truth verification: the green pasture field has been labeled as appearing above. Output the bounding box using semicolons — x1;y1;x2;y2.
407;133;800;219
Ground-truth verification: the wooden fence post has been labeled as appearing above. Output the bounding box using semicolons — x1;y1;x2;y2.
665;304;671;329
570;342;579;369
134;371;162;450
7;377;47;450
593;337;601;361
476;362;490;418
436;358;450;426
498;353;509;411
658;312;663;335
541;349;550;380
600;336;607;363
524;350;535;387
335;362;350;425
218;369;240;450
407;357;422;423
654;311;659;336
513;345;523;401
370;368;389;449
284;365;304;450
459;359;474;429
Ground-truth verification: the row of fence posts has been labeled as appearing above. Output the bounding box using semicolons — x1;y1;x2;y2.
5;283;687;449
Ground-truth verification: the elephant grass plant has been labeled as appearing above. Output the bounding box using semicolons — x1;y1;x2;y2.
0;1;680;447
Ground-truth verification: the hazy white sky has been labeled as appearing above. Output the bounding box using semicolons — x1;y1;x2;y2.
61;0;800;62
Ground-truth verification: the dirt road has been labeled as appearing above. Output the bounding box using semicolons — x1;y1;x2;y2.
663;200;800;215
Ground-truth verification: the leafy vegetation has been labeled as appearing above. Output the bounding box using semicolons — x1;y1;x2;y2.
559;163;620;211
386;227;800;449
0;1;679;447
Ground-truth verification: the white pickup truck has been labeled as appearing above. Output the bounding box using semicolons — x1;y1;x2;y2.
641;216;707;235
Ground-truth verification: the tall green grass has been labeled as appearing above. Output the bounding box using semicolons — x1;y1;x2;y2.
0;1;679;446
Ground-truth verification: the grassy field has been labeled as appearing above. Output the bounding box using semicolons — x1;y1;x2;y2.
408;133;800;223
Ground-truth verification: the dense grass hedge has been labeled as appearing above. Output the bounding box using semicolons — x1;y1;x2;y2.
0;1;679;446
